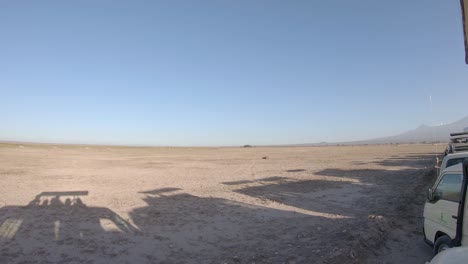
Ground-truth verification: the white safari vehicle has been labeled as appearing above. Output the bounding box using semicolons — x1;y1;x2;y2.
423;160;468;255
444;132;468;156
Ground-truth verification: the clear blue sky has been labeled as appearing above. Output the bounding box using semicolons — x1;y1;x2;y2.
1;1;467;146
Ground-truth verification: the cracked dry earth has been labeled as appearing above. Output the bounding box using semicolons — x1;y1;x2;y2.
0;143;437;263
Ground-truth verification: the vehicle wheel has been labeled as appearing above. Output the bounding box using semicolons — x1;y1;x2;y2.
434;235;453;255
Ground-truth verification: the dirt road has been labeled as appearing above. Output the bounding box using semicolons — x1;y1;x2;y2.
0;143;437;263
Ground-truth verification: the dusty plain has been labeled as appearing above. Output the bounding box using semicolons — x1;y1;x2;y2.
0;143;439;263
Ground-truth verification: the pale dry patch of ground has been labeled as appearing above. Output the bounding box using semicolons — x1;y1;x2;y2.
0;143;437;263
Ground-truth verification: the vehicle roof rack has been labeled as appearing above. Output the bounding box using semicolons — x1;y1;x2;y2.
450;132;468;137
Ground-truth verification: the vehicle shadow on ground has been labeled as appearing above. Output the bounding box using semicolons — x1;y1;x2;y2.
221;153;438;263
129;187;327;263
352;154;436;167
128;187;389;264
222;153;437;217
224;177;358;215
0;188;372;264
0;191;138;263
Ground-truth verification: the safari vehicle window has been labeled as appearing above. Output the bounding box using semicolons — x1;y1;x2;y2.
447;158;467;168
434;173;463;202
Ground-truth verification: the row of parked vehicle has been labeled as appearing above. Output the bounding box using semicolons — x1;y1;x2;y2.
423;130;468;263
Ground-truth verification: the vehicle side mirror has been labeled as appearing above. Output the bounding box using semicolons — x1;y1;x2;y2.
427;188;434;201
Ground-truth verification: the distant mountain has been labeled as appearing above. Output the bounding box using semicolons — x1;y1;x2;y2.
290;115;468;147
354;115;468;144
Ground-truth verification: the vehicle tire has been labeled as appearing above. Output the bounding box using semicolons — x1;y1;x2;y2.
433;235;453;255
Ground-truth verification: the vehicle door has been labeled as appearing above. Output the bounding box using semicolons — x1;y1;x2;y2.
426;173;463;239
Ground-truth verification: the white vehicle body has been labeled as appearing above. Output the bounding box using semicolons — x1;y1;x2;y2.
438;153;468;177
426;247;468;264
423;163;468;254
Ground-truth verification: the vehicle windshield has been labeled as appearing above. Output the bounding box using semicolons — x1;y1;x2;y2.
446;158;467;167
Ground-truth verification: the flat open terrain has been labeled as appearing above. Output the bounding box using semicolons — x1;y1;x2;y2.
0;143;439;263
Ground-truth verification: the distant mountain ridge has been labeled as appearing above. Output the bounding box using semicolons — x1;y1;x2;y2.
291;115;468;146
352;115;468;145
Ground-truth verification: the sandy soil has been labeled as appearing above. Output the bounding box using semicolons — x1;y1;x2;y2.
0;143;439;264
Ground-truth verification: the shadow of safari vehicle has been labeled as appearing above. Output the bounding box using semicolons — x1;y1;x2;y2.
0;191;137;243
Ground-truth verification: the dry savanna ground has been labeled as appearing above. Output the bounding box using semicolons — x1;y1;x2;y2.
0;143;439;264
